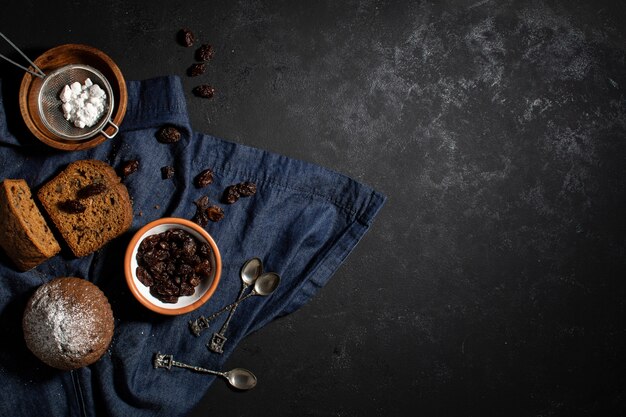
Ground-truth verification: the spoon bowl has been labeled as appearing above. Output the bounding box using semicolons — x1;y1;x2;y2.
241;257;262;287
253;272;280;296
225;368;258;390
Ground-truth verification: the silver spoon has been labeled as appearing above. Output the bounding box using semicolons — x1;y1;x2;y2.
153;352;257;390
231;257;263;312
209;272;280;353
189;257;262;336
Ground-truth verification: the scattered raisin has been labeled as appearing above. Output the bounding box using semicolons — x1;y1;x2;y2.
178;28;195;47
192;85;215;99
157;126;182;143
222;185;240;204
161;166;175;180
194;195;210;209
196;44;215;61
121;160;139;177
188;63;206;77
58;199;86;214
192;212;209;227
194;169;214;188
236;181;257;197
77;183;107;199
206;205;224;222
136;228;213;303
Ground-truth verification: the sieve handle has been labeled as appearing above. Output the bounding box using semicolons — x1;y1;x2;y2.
0;32;45;78
100;119;119;139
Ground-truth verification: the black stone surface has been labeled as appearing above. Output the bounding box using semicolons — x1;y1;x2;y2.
1;0;626;415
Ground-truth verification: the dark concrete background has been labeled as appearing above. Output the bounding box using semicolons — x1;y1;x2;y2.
1;0;626;415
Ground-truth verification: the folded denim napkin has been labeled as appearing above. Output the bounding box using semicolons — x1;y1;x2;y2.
0;76;385;417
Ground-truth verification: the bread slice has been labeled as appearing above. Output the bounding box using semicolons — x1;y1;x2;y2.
37;160;133;257
0;179;61;271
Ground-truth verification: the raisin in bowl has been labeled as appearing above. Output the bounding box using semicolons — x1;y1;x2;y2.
124;218;222;315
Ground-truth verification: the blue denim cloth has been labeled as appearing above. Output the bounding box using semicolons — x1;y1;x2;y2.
0;76;385;417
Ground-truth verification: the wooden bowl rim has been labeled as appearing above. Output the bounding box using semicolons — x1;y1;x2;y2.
18;43;127;151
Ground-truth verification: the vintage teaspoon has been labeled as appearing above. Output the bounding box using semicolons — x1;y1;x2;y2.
189;257;263;336
153;352;257;390
208;272;280;353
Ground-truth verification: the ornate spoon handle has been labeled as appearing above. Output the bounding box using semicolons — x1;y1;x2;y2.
153;352;225;377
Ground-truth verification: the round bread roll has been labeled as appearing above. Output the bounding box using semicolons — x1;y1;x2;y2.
23;277;114;370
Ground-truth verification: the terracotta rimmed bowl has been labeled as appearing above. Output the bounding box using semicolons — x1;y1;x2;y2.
19;43;127;151
124;218;222;316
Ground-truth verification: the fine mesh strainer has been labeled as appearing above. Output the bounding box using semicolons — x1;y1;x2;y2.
38;64;117;141
0;32;119;141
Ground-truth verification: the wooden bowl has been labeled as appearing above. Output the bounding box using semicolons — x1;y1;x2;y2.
124;218;222;316
19;44;127;151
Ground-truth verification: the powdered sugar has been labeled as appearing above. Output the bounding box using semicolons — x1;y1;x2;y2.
59;78;107;128
23;278;108;368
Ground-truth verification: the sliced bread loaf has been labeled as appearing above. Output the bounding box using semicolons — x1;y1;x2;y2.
37;160;133;258
0;179;61;271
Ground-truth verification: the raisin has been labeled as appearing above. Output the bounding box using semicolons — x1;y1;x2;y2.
178;28;195;47
77;183;107;199
136;266;153;287
192;212;209;227
188;63;206;77
206;205;224;222
222;185;240;204
178;263;194;277
194;259;211;278
194;169;214;188
161;166;175;180
196;44;215;61
189;274;202;286
197;242;211;257
121;160;139;177
192;85;215;99
157;126;182;143
194;195;210;209
181;238;197;257
180;284;195;297
58;199;86;214
236;181;257;197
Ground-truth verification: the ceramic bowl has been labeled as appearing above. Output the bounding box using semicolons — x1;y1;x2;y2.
124;218;222;315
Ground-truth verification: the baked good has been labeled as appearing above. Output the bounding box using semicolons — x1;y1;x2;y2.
23;277;114;370
37;160;133;257
0;179;61;271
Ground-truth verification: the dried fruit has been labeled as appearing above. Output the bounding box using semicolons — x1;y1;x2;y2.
77;183;107;199
178;28;195;47
136;228;213;303
236;181;257;197
121;160;139;177
194;169;214;188
58;199;86;214
188;63;206;77
194;195;210;209
192;85;215;99
161;166;175;180
196;44;215;61
206;205;224;222
192;212;209;227
157;126;182;143
223;185;240;204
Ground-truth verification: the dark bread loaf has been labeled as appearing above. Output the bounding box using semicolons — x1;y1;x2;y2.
23;277;114;370
0;179;61;271
37;160;133;257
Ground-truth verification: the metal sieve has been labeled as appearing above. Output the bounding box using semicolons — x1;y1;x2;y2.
37;64;118;141
0;32;119;141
